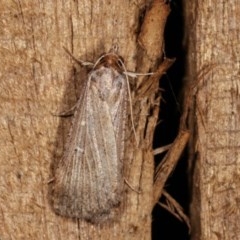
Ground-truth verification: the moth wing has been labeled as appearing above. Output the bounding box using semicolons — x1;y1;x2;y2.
52;75;125;221
108;74;127;162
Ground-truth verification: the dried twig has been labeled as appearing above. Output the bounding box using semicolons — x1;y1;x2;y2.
158;190;191;233
153;130;190;206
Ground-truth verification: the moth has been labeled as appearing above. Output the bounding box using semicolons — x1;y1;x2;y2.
51;50;129;222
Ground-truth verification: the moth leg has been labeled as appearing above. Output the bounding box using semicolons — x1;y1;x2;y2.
52;103;78;117
153;144;172;156
124;178;141;194
123;71;154;78
63;46;94;67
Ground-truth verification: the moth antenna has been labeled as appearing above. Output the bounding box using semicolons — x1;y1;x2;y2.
117;57;138;144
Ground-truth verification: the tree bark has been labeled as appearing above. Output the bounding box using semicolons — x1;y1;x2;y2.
185;1;240;239
0;1;172;239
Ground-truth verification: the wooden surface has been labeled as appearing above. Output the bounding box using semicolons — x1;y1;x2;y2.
0;1;171;239
185;1;240;239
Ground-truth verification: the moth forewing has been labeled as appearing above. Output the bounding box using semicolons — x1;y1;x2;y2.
51;53;128;222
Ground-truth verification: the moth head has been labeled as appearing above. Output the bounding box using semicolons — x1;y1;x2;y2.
95;53;125;73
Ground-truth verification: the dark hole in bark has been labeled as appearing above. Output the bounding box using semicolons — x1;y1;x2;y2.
152;1;190;239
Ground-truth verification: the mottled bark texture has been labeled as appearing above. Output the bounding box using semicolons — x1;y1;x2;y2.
184;1;240;239
0;0;172;239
